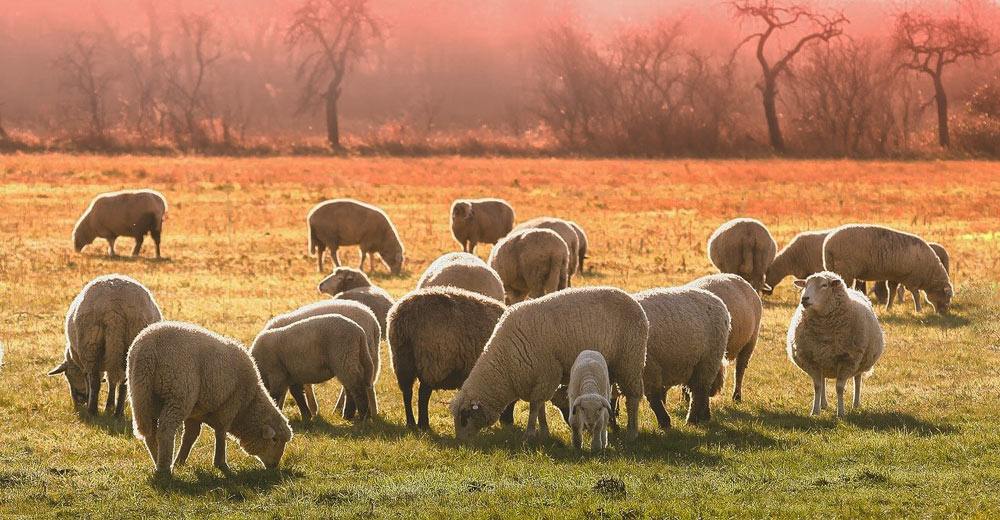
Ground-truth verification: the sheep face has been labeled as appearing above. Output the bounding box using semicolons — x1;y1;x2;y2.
451;202;473;222
569;394;611;435
794;273;845;315
72;226;94;253
925;281;953;315
450;391;496;440
48;353;89;406
318;268;370;296
383;250;404;276
240;422;292;469
762;265;782;295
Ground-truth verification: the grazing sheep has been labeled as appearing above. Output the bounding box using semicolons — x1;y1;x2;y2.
416;252;505;302
450;198;515;254
763;229;831;294
634;287;730;427
566;350;612;451
49;274;162;416
707;218;777;293
488;228;569;305
308;199;405;275
317;267;394;337
264;299;380;420
872;242;951;307
387;287;507;431
687;274;762;402
513;217;580;283
252;315;377;422
73;189;167;258
451;287;648;441
128;321;293;475
823;224;953;314
567;220;589;273
787;272;885;417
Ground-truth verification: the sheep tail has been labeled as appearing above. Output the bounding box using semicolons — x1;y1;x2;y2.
358;334;378;418
308;222;319;255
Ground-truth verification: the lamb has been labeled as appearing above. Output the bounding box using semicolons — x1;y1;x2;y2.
488;228;569;305
264;299;381;420
72;189;167;258
251;314;378;422
387;287;508;430
48;274;162;416
128;321;293;476
763;229;831;294
707;218;777;293
787;272;885;417
416;252;505;302
823;224;953;314
633;287;730;427
317;267;394;336
308;199;405;275
567;220;589;272
872;242;950;307
566;350;612;451
513;217;580;283
687;273;762;402
450;198;515;254
451;286;648;441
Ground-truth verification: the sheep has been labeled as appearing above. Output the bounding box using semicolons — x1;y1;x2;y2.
823;224;953;314
566;350;612;451
872;242;951;307
264;299;380;421
48;274;162;416
416;252;505;302
251;314;378;422
707;218;777;293
513;217;580;283
308;199;405;275
687;273;762;402
127;321;293;476
451;286;648;441
317;267;394;337
633;287;730;428
567;220;589;272
72;189;167;258
488;228;569;305
763;229;831;294
450;198;515;254
387;287;508;431
787;271;885;417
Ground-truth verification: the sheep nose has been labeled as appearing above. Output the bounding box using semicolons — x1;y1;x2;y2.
800;296;811;306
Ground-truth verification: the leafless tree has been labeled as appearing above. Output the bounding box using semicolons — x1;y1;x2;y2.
894;0;997;147
731;0;848;153
286;0;384;148
164;12;221;145
55;32;116;140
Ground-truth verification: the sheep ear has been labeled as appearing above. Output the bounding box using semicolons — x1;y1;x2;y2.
793;279;807;288
762;283;773;292
48;362;68;376
600;396;613;414
262;424;276;440
830;279;842;288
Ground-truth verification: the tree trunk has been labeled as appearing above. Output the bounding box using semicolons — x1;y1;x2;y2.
762;77;785;153
932;74;949;148
325;85;341;149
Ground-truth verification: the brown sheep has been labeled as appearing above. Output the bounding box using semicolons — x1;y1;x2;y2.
450;199;515;254
73;189;167;258
308;199;405;275
707;218;777;293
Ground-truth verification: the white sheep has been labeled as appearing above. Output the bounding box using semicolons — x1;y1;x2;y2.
566;350;612;451
787;272;885;417
567;220;589;272
49;274;162;416
416;252;505;302
317;267;394;336
450;198;515;254
73;189;167;258
707;218;777;293
513;217;580;283
488;228;569;304
128;321;293;475
308;199;405;275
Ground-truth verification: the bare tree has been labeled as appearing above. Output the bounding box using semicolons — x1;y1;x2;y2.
55;32;116;140
731;0;848;153
894;0;997;147
164;12;221;145
286;0;384;148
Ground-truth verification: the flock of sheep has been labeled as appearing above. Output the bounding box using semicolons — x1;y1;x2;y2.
49;189;955;476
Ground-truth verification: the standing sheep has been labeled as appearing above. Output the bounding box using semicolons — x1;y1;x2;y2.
251;315;378;422
488;228;569;305
823;224;953;314
317;267;394;337
687;273;762;402
49;274;162;416
566;350;612;451
633;287;730;427
72;189;167;258
451;287;648;441
872;242;951;307
707;218;777;293
128;321;293;476
513;217;580;283
387;287;508;431
450;198;515;254
763;229;831;294
787;272;885;417
308;199;405;275
567;220;589;273
416;252;505;302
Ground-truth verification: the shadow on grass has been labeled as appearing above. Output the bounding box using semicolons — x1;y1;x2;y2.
76;408;132;436
724;407;955;437
289;414;414;441
151;466;303;498
761;298;798;311
878;310;970;329
80;251;173;264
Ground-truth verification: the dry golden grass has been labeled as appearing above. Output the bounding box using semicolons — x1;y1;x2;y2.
1;154;998;518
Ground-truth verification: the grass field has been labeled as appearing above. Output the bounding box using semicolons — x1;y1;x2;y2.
1;155;999;518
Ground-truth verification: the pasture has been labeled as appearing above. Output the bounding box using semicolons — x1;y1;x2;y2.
0;155;998;518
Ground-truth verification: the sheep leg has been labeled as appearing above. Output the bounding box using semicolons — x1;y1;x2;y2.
343;393;357;420
524;401;541;439
155;413;182;475
499;402;515;425
537;404;549;438
645;388;671;429
811;376;823;415
624;394;640;441
571;425;583;450
86;370;101;415
174;419;201;466
289;384;313;421
333;389;347;416
143;432;158;466
114;381;128;417
151;228;161;259
131;235;144;256
835;377;847;417
469;240;478;254
417;383;433;431
896;284;906;303
104;383;116;415
685;386;710;425
213;429;231;474
820;379;829;410
853;374;863;409
590;424;605;452
369;252;377;273
911;288;923;313
107;237;117;256
331;246;340;267
734;339;756;402
316;244;326;272
304;384;319;416
886;282;897;310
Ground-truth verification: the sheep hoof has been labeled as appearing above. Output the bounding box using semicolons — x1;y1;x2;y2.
215;463;232;475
